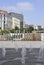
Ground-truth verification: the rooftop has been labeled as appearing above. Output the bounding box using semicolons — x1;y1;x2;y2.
0;10;8;14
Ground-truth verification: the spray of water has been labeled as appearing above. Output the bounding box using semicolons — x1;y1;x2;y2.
2;47;6;57
39;47;43;58
37;43;44;61
29;43;32;53
14;43;18;52
21;45;26;65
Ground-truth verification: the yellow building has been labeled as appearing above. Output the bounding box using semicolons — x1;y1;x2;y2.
12;17;20;29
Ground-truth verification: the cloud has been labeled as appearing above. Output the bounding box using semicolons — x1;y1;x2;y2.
0;2;35;12
0;6;16;11
16;2;34;11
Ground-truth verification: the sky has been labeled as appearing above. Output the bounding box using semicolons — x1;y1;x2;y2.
0;0;44;26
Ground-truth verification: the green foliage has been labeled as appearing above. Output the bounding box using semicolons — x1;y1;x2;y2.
25;28;28;33
15;26;19;31
1;30;9;35
15;26;19;33
24;26;34;33
10;29;15;33
28;26;34;33
0;26;34;34
34;29;37;31
20;28;24;33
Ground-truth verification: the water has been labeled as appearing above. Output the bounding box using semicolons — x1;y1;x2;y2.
38;46;43;59
21;45;26;65
0;48;44;65
37;43;44;61
29;43;32;53
2;47;6;57
14;43;18;52
0;42;44;65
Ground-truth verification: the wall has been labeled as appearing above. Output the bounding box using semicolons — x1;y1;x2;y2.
12;17;20;29
0;41;43;48
41;33;44;41
22;33;41;41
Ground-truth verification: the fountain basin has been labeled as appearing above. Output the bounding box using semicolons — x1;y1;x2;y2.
0;41;44;65
0;41;43;48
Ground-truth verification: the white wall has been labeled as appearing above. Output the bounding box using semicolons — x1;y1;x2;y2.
0;41;43;48
12;17;20;29
41;33;44;41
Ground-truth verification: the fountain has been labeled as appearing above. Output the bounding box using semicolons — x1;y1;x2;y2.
1;42;44;65
39;47;44;59
29;43;32;54
14;43;18;52
2;47;6;57
21;45;26;65
37;43;44;62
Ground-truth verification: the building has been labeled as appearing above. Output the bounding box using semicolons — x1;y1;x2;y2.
0;10;24;30
25;24;29;28
25;24;34;29
34;25;42;30
0;14;7;30
34;26;38;30
7;12;24;30
12;17;20;29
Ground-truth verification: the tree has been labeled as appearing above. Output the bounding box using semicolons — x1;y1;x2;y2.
24;28;28;33
1;30;9;35
28;26;34;33
15;26;19;33
20;28;24;33
10;29;15;33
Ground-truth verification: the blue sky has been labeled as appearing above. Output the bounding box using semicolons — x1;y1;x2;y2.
0;0;44;26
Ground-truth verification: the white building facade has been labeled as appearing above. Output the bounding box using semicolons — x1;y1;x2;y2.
0;12;24;30
12;17;20;29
